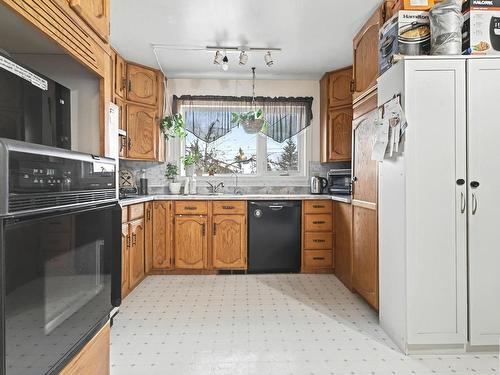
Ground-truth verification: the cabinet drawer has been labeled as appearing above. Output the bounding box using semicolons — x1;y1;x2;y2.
212;201;246;215
122;207;128;223
304;200;332;214
304;250;333;269
304;232;333;250
175;201;208;215
304;214;333;232
128;204;144;221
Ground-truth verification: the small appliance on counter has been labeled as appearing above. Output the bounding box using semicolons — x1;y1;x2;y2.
138;169;148;195
327;168;352;195
310;175;328;194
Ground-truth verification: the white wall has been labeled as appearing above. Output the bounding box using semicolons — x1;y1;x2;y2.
165;78;321;162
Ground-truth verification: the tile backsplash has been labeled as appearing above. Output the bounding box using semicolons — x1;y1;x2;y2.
119;160;350;195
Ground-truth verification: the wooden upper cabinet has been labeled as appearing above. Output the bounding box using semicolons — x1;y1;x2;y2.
114;52;127;99
69;0;110;42
212;215;247;269
352;205;378;310
129;218;145;289
352;6;384;102
126;105;157;160
121;223;130;298
328;107;353;161
127;63;158;106
174;216;207;269
152;201;172;270
328;67;353;108
352;106;378;204
320;67;353;163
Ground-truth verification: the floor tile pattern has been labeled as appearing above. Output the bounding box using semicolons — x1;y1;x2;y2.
111;275;499;375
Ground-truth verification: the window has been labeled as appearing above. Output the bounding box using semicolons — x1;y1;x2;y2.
176;96;312;177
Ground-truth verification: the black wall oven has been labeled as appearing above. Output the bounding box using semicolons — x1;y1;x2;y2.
0;139;121;375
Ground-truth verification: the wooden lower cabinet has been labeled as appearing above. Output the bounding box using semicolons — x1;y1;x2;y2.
129;218;145;289
174;216;207;269
334;202;353;291
144;202;153;273
212;214;247;269
121;223;130;298
152;201;173;269
352;205;378;310
59;322;110;375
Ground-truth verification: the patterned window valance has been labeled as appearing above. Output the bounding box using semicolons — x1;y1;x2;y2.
173;95;313;143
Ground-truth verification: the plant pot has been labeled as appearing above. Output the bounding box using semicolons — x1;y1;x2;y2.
185;165;195;177
241;119;264;134
168;182;181;195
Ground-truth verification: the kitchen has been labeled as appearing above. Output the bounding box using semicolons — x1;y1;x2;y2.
0;0;499;374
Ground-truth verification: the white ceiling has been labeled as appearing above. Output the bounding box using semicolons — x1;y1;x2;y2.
110;0;381;80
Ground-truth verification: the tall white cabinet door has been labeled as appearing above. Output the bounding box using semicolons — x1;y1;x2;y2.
405;60;468;345
467;59;500;346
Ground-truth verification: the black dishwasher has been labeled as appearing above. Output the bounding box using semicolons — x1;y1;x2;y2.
248;201;301;273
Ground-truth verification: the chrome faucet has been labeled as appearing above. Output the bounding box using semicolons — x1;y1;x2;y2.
231;171;243;195
206;181;224;194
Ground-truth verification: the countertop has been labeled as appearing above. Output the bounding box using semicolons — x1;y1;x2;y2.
119;194;352;206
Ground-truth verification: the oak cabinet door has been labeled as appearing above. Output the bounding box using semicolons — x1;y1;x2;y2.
212;215;247;269
334;202;353;291
328;67;353;108
69;0;109;41
352;108;378;203
114;52;127;99
129;219;145;289
328;106;353;162
152;201;172;270
126;104;157;160
352;205;378;310
352;7;383;101
121;223;130;298
126;63;158;106
174;216;207;269
144;202;153;274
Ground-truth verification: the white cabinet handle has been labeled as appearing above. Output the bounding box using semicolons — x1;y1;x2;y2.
460;192;466;214
472;193;478;215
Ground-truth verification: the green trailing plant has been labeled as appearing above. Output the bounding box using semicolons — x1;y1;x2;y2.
165;163;178;181
231;109;270;133
160;113;187;140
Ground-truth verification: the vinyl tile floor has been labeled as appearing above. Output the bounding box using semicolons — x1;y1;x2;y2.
110;275;499;375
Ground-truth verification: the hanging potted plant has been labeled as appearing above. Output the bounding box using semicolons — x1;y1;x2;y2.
231;67;270;134
160;113;187;140
165;163;181;195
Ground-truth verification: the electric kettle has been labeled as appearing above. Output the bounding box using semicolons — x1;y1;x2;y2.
310;176;328;195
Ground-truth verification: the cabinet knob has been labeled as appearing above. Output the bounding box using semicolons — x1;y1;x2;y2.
470;181;480;188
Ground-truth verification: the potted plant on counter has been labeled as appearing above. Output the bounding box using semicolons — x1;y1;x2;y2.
165;163;181;194
181;152;200;177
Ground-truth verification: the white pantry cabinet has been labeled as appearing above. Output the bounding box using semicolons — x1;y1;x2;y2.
377;57;500;353
467;59;500;346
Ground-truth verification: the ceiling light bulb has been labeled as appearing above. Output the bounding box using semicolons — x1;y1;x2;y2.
239;51;248;65
222;55;229;71
264;51;274;67
213;50;223;65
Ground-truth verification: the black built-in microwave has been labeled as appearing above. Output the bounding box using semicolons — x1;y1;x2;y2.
0;52;71;149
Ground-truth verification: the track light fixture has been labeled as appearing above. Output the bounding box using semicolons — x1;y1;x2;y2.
264;51;274;67
222;55;229;71
213;50;223;65
239;51;248;66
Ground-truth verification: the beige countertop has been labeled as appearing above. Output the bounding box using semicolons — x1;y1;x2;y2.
119;194;352;207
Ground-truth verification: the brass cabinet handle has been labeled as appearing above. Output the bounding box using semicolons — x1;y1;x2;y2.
201;223;206;236
147;209;151;221
184;206;197;211
126;235;131;248
132;233;137;245
213;223;217;236
128;138;132;150
128;80;132;92
312;205;325;209
313;239;326;243
313;221;326;225
222;205;235;210
313;257;325;261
